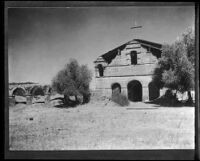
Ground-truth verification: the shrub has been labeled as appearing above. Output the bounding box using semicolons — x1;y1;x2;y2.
111;92;129;106
161;90;181;106
151;89;181;107
80;89;91;104
164;89;176;100
52;59;92;106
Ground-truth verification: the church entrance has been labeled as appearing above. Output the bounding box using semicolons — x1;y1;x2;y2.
148;82;160;100
127;80;142;102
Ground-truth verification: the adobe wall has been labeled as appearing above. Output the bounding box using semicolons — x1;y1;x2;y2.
94;40;161;102
95;75;153;101
103;63;157;77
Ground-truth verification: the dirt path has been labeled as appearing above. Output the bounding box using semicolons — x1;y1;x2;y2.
9;102;194;150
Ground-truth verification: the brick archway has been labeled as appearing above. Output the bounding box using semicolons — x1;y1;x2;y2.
12;87;26;96
30;86;45;96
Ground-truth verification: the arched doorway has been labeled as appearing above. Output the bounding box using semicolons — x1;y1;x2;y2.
127;80;142;102
111;83;121;94
148;82;160;101
97;64;104;77
12;87;26;96
30;86;45;96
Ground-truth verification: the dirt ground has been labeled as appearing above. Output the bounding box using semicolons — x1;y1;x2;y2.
9;100;194;150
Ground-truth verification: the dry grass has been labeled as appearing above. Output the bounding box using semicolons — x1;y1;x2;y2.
9;101;194;150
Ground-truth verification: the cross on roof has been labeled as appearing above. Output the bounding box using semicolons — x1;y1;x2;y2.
130;26;142;29
130;21;142;29
130;21;142;38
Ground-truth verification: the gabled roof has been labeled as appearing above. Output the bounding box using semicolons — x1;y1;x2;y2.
94;39;162;64
134;39;162;49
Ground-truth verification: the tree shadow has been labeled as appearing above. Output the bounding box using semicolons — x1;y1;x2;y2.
54;103;78;109
145;97;194;108
50;95;90;108
126;107;159;110
15;102;27;104
52;99;78;109
33;101;45;104
50;97;64;101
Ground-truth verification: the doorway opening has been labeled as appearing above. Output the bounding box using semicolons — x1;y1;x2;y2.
148;82;160;100
127;80;142;102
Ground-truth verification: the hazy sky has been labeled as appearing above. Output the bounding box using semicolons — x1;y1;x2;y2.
8;5;195;88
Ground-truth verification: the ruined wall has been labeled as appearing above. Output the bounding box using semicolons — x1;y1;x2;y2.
9;83;51;97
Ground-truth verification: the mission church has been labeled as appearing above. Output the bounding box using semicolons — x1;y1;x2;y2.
94;38;162;102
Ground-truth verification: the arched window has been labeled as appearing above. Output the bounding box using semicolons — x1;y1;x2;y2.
111;83;121;94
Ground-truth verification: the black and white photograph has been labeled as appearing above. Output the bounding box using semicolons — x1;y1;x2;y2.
6;2;197;155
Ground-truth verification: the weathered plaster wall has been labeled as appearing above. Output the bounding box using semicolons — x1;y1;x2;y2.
94;40;161;101
95;75;153;101
103;64;157;77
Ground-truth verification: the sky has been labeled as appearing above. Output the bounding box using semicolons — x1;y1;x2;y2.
8;5;195;89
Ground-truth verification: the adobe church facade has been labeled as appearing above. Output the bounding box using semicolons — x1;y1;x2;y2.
94;39;162;102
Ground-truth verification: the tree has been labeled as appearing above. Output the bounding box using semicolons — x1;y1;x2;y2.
182;27;195;66
52;59;92;105
152;27;195;103
181;27;195;103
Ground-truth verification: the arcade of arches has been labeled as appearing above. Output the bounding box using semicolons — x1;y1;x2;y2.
111;80;160;102
11;86;50;97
